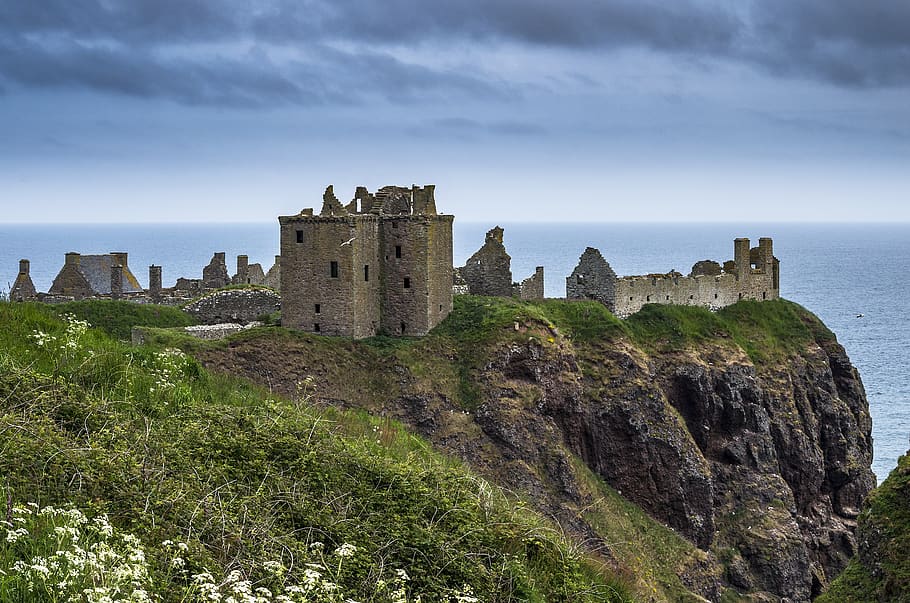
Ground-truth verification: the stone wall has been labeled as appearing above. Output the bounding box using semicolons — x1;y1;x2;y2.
606;237;780;318
10;259;37;301
183;288;281;325
202;252;230;289
518;266;545;300
566;247;617;308
460;226;512;297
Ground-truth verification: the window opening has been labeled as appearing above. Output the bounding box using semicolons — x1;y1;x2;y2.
330;261;339;278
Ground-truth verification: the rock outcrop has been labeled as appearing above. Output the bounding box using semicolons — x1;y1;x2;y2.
192;298;875;601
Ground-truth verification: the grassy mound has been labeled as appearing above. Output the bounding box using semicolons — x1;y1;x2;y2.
819;452;910;602
0;301;631;602
52;299;196;340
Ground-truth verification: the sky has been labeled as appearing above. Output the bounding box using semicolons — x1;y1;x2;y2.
1;1;908;223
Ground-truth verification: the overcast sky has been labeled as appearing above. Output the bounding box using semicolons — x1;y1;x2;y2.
1;1;908;222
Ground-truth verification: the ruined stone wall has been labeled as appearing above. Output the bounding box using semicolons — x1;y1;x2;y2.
566;247;617;308
610;238;780;318
263;256;281;291
460;227;512;297
10;259;37;301
48;253;94;300
279;214;380;337
612;270;778;317
202;253;230;289
519;266;545;300
183;288;281;325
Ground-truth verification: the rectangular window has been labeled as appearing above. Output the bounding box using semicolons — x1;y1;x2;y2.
392;222;399;229
403;277;411;289
314;323;320;332
395;245;402;258
364;265;369;281
330;261;339;278
315;304;320;314
296;230;303;243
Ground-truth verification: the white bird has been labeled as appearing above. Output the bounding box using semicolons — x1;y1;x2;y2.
340;237;356;247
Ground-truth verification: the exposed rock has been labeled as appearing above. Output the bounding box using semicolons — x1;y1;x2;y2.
192;300;874;601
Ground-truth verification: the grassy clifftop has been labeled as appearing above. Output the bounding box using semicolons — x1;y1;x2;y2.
0;301;631;602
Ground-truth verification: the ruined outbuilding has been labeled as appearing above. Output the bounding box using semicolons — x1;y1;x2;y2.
279;184;453;338
568;238;780;316
48;252;142;300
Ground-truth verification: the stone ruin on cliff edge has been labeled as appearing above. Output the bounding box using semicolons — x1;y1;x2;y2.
278;184;454;338
456;226;545;301
566;237;780;317
458;227;779;317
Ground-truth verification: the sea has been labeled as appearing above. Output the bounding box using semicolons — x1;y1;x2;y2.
1;222;907;483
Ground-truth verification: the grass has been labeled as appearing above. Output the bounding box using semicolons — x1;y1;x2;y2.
819;451;910;602
52;299;196;340
0;300;633;602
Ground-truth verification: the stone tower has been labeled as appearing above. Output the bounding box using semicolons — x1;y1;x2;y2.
278;184;453;338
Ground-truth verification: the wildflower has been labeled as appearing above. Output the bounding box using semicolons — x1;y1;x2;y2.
5;527;28;543
334;543;357;558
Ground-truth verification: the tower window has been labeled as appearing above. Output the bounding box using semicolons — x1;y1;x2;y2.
400;322;406;333
315;304;320;314
314;323;320;332
330;261;339;278
296;230;303;243
364;265;369;281
395;245;402;258
403;277;411;289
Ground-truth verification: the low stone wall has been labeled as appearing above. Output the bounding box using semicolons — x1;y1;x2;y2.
131;321;264;345
183;288;280;325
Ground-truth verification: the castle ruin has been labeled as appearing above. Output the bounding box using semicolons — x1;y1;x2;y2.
278;185;454;338
568;237;780;316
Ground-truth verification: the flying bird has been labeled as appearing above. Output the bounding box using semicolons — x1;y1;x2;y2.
341;237;356;247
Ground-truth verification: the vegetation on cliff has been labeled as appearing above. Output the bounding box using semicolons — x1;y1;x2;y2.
819;450;910;602
0;301;631;602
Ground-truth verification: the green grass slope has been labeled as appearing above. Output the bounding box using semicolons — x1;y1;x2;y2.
0;301;632;602
819;451;910;602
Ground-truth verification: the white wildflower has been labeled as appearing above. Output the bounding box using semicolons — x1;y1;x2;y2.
333;543;357;558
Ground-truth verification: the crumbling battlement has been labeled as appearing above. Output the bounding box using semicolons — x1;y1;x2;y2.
568;237;780;317
279;184;453;338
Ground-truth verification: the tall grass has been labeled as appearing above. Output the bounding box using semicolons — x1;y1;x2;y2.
0;301;633;602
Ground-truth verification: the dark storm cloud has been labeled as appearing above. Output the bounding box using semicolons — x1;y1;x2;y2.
0;0;907;108
746;1;910;87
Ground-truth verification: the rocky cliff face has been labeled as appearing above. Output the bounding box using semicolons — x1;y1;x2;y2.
195;299;875;601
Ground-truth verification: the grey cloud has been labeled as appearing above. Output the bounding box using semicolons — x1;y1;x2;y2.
0;0;908;109
745;1;910;87
411;117;546;139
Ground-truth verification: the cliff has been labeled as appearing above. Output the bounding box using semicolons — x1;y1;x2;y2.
818;449;910;601
186;296;875;601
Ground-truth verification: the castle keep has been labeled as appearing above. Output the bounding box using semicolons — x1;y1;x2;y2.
278;185;454;338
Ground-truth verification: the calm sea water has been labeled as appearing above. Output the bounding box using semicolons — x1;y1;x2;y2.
1;222;907;482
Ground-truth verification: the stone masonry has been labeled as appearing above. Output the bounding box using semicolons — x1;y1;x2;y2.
48;252;142;300
566;247;618;308
9;259;38;301
518;266;545;300
202;252;230;289
460;226;513;297
568;238;780;317
279;184;453;338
